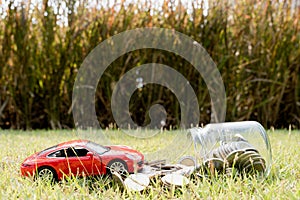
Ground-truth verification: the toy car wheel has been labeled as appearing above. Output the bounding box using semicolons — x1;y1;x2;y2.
107;159;128;175
37;167;57;182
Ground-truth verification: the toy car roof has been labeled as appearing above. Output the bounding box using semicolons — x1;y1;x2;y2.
56;139;89;148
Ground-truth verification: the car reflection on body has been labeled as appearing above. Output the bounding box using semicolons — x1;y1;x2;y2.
20;140;144;182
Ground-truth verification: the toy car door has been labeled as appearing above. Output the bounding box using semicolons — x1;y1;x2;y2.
64;147;93;176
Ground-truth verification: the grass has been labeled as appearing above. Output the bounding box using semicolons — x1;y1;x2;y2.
0;129;299;199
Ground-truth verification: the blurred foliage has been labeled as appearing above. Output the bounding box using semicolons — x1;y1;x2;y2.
0;0;299;129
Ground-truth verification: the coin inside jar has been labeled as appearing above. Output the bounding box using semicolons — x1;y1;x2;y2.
224;149;245;166
243;159;266;174
235;151;257;164
202;158;225;175
241;153;265;169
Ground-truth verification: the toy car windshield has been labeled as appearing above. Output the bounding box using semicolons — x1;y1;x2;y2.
86;141;110;155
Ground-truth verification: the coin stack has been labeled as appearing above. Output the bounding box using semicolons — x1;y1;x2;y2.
200;139;266;177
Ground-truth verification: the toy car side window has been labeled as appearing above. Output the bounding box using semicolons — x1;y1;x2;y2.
74;148;89;157
48;149;66;157
65;147;89;157
65;147;76;157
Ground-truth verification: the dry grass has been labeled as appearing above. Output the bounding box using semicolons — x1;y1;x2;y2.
0;0;299;129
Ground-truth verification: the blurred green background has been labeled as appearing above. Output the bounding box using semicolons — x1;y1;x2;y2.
0;0;299;129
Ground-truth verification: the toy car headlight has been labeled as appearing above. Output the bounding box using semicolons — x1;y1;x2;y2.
22;163;32;167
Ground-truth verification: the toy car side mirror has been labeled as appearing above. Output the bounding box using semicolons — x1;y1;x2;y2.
87;152;94;158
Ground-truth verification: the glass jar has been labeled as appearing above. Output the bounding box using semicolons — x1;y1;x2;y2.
188;121;272;177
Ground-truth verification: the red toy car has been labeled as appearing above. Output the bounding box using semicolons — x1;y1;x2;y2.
21;140;144;182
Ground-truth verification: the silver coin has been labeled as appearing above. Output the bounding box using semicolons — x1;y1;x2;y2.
229;142;238;153
234;134;248;142
244;158;265;169
237;151;264;170
212;146;223;159
224;149;245;166
243;159;266;173
203;158;225;172
211;146;223;159
124;173;150;192
225;142;238;155
218;146;226;159
222;144;230;156
241;154;265;169
220;145;228;159
161;174;189;187
239;152;261;167
235;151;257;164
178;156;196;166
243;147;259;153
